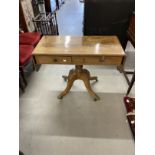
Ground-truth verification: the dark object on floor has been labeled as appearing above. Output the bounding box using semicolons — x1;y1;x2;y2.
124;96;135;139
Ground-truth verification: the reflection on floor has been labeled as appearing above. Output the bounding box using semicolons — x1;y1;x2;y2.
20;0;135;155
56;0;84;36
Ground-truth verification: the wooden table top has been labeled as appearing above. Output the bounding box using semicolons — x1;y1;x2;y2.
33;36;125;56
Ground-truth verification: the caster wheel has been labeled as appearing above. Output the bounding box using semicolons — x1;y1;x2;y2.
93;98;97;101
57;95;63;99
94;97;98;101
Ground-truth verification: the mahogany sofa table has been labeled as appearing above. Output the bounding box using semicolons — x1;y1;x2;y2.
32;36;126;101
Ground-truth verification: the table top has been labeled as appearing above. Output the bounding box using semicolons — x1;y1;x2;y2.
33;36;125;56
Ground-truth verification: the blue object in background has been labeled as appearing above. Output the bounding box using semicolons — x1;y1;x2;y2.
50;0;57;12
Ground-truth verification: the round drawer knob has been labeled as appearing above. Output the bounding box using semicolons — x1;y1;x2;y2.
63;59;67;62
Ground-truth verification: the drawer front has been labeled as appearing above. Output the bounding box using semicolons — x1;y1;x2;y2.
34;55;123;65
84;56;123;65
102;56;123;65
59;57;72;63
72;57;84;64
35;55;72;64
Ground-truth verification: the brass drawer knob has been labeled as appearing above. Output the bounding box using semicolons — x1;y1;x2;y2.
63;59;67;62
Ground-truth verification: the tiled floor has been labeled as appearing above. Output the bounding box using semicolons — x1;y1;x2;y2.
20;0;135;155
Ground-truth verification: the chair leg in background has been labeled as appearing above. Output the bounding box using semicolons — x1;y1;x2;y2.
19;71;26;92
32;56;41;71
19;81;25;92
19;67;27;86
126;72;135;95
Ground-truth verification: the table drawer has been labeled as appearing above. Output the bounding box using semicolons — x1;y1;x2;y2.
35;55;72;64
34;55;123;65
72;57;84;64
84;56;123;65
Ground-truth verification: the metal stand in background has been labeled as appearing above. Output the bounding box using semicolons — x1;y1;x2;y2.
33;12;59;35
32;0;59;35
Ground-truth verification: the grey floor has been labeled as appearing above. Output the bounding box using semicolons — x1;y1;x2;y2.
20;0;135;155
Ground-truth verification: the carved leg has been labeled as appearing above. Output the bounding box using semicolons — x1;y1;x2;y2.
58;70;77;99
58;65;100;101
57;80;74;99
62;69;75;81
80;69;100;101
83;79;100;101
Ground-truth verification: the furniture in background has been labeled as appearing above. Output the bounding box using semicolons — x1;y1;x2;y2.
120;13;135;94
32;36;126;101
32;12;59;35
43;0;57;12
83;0;135;49
44;0;52;12
126;12;135;48
19;32;41;46
19;32;41;92
19;45;35;91
19;0;35;32
31;0;42;17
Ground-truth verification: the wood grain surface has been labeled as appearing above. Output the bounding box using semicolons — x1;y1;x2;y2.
32;36;125;56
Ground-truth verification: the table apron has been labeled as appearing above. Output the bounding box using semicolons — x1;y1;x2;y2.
34;55;123;65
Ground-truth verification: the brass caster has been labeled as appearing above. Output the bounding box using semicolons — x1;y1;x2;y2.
94;98;97;101
57;95;63;99
62;76;68;81
93;96;100;101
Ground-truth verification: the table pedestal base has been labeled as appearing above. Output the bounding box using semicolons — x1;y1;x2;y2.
57;65;100;101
